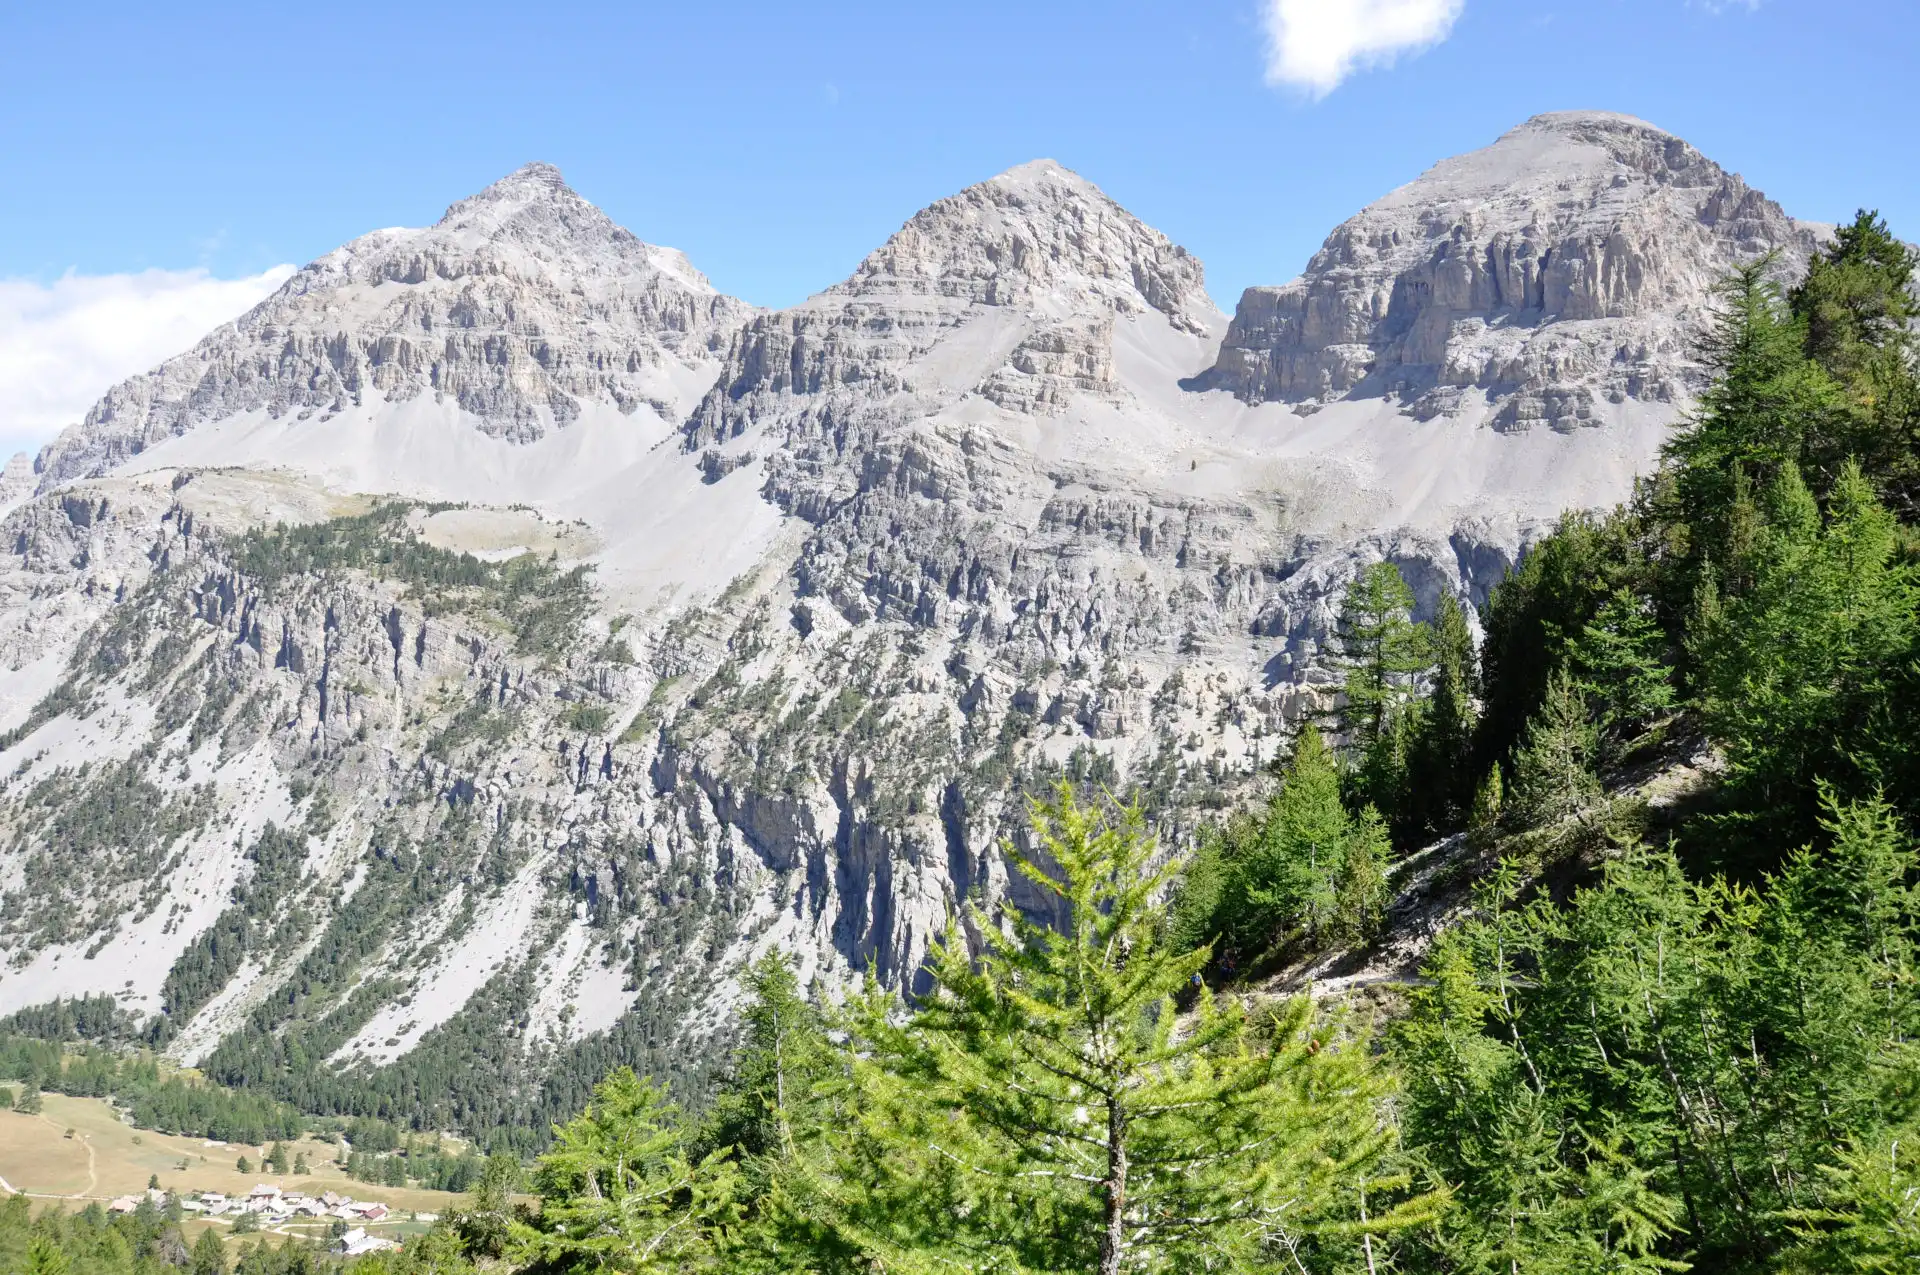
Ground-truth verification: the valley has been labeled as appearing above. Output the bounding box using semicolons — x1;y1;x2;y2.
0;1093;457;1221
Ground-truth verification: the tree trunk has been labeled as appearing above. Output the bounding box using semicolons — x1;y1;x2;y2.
1100;1094;1128;1275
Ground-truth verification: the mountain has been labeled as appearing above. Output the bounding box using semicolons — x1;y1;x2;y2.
35;162;755;504
1196;111;1820;429
0;119;1821;1134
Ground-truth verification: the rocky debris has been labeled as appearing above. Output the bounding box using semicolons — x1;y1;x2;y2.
1193;111;1822;431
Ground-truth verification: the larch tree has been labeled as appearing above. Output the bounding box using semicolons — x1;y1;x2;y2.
820;786;1428;1274
1569;588;1675;759
513;1069;739;1272
1506;669;1602;831
1335;561;1431;754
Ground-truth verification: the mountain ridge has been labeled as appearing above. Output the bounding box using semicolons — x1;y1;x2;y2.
0;115;1835;1135
34;161;753;491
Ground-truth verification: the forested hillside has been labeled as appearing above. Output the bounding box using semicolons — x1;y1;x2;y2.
6;217;1916;1273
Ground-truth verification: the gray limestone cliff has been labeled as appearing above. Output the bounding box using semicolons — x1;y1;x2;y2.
1194;112;1822;432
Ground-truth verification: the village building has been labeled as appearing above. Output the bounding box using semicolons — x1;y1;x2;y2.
334;1228;399;1257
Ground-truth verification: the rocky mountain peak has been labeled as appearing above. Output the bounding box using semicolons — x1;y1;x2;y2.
474;159;570;197
1194;112;1818;432
1518;108;1669;137
431;160;584;230
35;166;753;487
407;160;690;277
840;158;1212;335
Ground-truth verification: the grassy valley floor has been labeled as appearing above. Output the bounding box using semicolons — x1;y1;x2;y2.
0;1094;460;1253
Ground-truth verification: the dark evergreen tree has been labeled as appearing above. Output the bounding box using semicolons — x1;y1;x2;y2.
1792;208;1920;519
1569;587;1675;760
1475;510;1641;776
190;1225;228;1275
1664;256;1845;548
1402;591;1478;839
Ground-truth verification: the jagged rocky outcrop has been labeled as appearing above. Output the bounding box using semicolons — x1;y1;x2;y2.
0;122;1828;1121
36;163;754;486
1194;111;1823;432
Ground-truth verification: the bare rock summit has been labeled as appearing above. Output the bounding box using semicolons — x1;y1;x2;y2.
35;162;754;488
1195;111;1823;432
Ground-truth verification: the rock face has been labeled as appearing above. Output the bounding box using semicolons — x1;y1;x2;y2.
36;163;753;486
0;124;1825;1130
0;453;33;510
1195;112;1821;432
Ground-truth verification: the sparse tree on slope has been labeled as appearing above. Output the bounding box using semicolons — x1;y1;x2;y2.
1336;560;1430;753
700;952;837;1188
1403;592;1479;838
1172;725;1394;954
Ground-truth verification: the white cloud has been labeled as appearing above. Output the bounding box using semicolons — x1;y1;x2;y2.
0;265;293;462
1263;0;1466;98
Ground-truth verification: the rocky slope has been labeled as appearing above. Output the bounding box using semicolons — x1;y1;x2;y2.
0;117;1823;1130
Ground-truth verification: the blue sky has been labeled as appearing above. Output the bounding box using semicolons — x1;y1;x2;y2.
0;0;1914;453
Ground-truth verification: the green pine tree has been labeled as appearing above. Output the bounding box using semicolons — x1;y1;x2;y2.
1665;256;1846;556
1403;591;1479;838
1782;1119;1920;1273
514;1069;738;1271
1792;209;1918;389
1569;587;1675;758
816;786;1431;1273
1506;669;1601;830
23;1237;68;1275
190;1224;228;1275
1171;725;1397;955
1332;805;1394;944
1467;766;1504;853
452;1152;522;1262
1335;560;1431;754
700;951;837;1185
1691;460;1918;844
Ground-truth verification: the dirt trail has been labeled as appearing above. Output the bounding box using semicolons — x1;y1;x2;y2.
0;1116;103;1200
